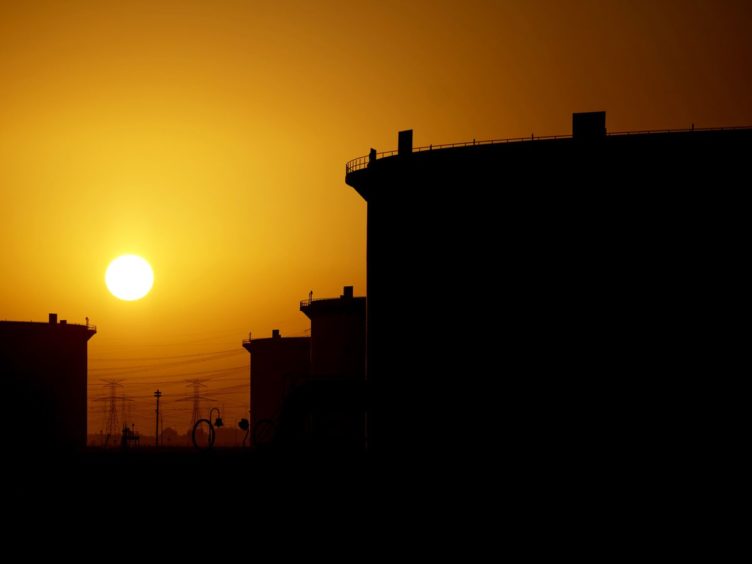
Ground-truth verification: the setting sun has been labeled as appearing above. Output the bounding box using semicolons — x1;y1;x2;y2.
105;255;154;301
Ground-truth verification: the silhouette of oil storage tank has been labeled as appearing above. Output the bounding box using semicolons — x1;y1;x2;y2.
0;314;96;453
290;285;366;450
242;330;310;444
243;287;367;450
300;285;366;380
345;113;752;460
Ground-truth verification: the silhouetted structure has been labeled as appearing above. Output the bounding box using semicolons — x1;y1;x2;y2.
242;287;367;450
300;285;366;380
0;314;96;453
345;113;752;461
242;330;310;444
285;285;367;450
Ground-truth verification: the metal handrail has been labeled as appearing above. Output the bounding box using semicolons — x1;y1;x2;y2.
344;125;752;175
345;136;562;174
299;297;332;308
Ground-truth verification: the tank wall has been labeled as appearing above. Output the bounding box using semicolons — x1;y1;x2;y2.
310;305;366;379
354;130;752;460
248;339;310;432
0;324;92;452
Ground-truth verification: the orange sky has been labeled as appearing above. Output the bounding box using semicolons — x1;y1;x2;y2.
1;0;750;438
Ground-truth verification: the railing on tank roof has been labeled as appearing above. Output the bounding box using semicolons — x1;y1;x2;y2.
344;125;752;175
300;297;341;309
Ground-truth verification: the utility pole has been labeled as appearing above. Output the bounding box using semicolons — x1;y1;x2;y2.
154;389;162;447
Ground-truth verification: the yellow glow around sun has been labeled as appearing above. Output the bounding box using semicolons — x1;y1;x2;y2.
105;255;154;301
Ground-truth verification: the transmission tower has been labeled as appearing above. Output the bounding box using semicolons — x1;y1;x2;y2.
180;379;212;430
185;378;210;428
98;379;123;446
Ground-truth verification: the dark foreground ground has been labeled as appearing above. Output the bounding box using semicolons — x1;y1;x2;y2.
5;444;721;556
7;446;491;543
11;447;370;503
7;447;468;524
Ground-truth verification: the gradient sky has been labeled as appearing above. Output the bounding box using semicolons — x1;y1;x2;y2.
2;0;750;438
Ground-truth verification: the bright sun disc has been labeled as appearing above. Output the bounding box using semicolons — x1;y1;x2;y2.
105;255;154;301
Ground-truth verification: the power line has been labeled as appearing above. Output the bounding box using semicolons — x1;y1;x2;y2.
88;352;243;375
90;348;244;362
